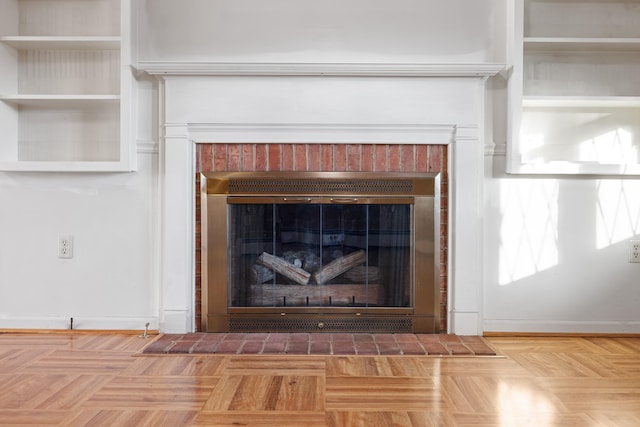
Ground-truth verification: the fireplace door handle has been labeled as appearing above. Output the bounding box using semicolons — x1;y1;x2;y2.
281;197;313;203
330;197;359;204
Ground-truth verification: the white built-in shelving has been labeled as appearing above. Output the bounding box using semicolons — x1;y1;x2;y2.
508;0;640;175
0;0;134;172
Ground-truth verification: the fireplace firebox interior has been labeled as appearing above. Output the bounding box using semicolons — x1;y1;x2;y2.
201;172;440;333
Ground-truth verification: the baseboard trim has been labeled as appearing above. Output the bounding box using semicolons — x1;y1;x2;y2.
0;328;159;335
484;331;640;338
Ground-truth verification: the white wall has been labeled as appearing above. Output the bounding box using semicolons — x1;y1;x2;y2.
136;0;505;65
1;0;638;333
0;78;159;331
483;155;640;333
0;155;158;330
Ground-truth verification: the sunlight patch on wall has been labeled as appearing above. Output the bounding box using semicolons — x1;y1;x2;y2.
522;132;545;164
499;179;559;286
579;128;637;164
596;180;640;249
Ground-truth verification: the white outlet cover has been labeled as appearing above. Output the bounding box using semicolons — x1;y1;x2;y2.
58;235;74;259
629;239;640;263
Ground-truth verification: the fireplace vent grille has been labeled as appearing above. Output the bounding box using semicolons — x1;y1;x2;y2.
229;317;413;333
228;178;413;195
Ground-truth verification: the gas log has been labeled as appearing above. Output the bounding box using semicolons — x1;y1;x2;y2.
257;252;311;286
314;250;366;285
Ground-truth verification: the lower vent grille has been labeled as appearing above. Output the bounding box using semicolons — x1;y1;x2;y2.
229;317;412;333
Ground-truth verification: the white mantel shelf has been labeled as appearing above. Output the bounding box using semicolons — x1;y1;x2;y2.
135;62;504;77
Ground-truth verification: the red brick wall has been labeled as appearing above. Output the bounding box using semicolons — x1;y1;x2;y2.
195;143;448;332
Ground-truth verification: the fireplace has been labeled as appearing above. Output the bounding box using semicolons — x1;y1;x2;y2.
140;64;497;335
201;171;440;333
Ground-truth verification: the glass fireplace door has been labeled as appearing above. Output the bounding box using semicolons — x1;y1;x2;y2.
228;196;413;311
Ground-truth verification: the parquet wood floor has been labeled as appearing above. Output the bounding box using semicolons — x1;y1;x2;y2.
0;333;639;426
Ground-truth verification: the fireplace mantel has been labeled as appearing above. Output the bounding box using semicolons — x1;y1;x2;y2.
149;62;501;335
137;62;504;77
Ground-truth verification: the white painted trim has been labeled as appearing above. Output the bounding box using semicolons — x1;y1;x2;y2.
157;73;492;335
160;309;194;334
158;130;196;334
485;140;507;156
137;62;505;77
136;139;159;154
0;316;159;331
450;311;482;336
448;131;485;336
185;123;460;145
484;319;640;334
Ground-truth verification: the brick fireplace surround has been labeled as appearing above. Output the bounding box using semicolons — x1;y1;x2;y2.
194;143;448;333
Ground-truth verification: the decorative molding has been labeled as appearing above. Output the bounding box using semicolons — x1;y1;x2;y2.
136;139;159;154
182;123;461;145
485;140;507;156
136;62;505;78
453;124;480;141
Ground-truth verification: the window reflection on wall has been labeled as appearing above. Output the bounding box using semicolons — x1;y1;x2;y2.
499;179;559;285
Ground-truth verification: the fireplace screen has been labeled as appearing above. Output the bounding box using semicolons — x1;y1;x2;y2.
201;172;440;333
229;200;411;309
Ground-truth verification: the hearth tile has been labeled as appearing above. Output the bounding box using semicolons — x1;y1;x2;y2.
200;333;226;342
444;342;474;355
415;334;443;344
168;340;197;354
191;341;220;354
309;333;331;342
216;340;243;354
141;339;173;354
398;341;426;355
459;336;496;356
438;334;473;355
244;333;269;341
310;341;332;354
332;341;356;355
239;341;265;354
353;334;375;343
222;333;246;341
394;333;420;343
262;341;286;354
417;341;448;354
354;342;378;355
331;333;354;342
289;333;311;342
285;341;310;354
185;334;207;343
266;333;288;343
373;334;396;343
376;341;402;355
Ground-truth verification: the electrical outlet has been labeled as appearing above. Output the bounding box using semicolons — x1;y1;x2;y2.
629;239;640;263
58;235;73;259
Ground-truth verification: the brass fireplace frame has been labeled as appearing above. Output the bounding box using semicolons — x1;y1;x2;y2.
200;172;440;333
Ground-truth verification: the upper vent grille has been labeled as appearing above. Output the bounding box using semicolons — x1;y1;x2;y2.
228;178;413;194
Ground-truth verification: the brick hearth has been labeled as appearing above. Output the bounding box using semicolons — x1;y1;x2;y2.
142;333;495;356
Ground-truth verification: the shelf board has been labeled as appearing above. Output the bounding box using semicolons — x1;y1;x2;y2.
523;96;640;108
510;161;640;176
0;36;120;50
524;37;640;52
0;94;121;107
0;160;131;172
